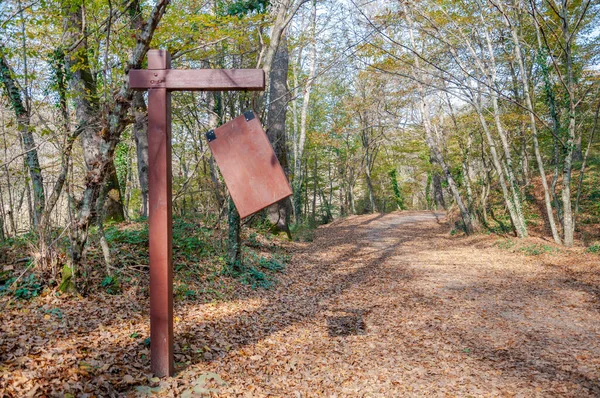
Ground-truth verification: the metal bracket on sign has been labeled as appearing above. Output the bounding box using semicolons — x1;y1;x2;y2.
206;130;216;142
244;111;255;122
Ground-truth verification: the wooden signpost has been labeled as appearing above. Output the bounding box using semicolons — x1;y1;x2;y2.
129;49;265;377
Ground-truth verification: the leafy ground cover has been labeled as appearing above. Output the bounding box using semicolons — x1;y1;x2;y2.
2;211;600;396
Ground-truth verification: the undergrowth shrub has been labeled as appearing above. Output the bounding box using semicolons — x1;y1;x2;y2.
520;244;560;256
105;224;148;246
258;254;286;272
172;218;215;258
496;239;516;250
227;249;289;290
586;243;600;254
486;220;513;235
175;283;197;300
290;221;316;242
246;232;261;248
240;267;273;289
0;273;43;300
101;275;121;294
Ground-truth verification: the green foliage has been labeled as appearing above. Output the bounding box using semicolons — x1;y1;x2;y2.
218;0;269;17
173;219;213;253
389;168;405;210
45;308;63;320
104;218;214;262
249;215;276;235
46;47;70;107
522;186;541;224
0;49;26;116
59;264;76;293
174;232;211;259
496;239;516;250
292;178;304;225
535;47;561;135
114;138;130;199
0;270;11;284
320;199;334;224
586;243;600;254
0;277;15;296
175;283;197;300
425;173;432;210
225;248;287;290
245;250;287;272
100;213;286;295
520;244;560;256
524;185;536;204
239;267;273;289
105;224;148;246
0;273;43;300
290;221;317;242
586;184;600;217
485;216;514;234
101;275;121;295
496;239;559;256
258;254;286;272
246;232;261;248
226;199;242;270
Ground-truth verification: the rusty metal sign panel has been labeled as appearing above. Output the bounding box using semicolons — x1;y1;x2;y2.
206;111;292;218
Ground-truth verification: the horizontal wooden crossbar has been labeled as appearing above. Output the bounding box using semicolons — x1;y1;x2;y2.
129;69;265;91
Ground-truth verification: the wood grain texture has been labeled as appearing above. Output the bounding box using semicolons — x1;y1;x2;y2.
208;113;292;218
129;69;265;91
147;50;174;378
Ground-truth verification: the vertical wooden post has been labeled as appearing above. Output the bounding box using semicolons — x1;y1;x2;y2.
129;49;264;378
147;49;173;377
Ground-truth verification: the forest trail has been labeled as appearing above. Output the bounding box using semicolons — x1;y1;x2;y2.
3;211;600;397
205;211;600;396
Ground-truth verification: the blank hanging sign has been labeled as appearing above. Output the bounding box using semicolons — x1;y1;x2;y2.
206;111;292;218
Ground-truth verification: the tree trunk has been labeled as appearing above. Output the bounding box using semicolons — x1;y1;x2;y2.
132;90;149;217
23;159;34;229
104;162;125;222
430;158;446;211
501;4;561;243
38;47;77;235
482;25;527;238
0;178;6;239
207;91;225;209
259;0;309;106
560;2;576;247
448;95;475;214
265;34;292;237
532;17;565;234
2;126;17;235
574;97;599;226
365;160;376;213
226;198;242;273
65;0;170;272
403;3;474;234
294;0;317;185
349;179;356;215
319;188;333;223
0;46;45;227
520;121;530;186
311;155;318;222
474;102;523;237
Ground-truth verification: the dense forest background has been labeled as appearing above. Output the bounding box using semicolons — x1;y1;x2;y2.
0;0;599;293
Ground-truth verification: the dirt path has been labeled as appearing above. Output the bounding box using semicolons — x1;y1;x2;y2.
205;211;600;396
2;211;600;397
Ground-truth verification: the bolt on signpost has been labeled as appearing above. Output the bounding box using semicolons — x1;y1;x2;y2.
129;49;264;377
